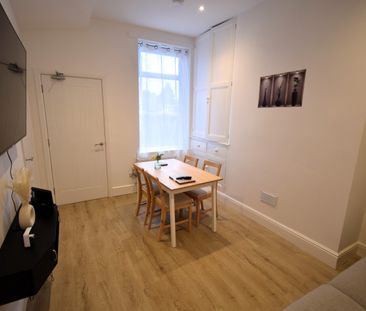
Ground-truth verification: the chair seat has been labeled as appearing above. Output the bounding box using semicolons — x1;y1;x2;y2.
161;193;193;209
185;159;221;227
186;187;211;200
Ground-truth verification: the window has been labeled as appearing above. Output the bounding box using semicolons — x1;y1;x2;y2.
138;41;190;154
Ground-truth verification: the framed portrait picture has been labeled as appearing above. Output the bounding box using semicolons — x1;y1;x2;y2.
285;70;306;107
272;73;288;107
258;75;273;108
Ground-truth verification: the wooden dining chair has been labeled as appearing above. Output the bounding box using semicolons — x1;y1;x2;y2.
147;175;193;241
183;154;199;167
186;159;222;226
134;166;156;226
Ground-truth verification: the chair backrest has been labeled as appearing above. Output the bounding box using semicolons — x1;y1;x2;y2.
146;174;166;210
202;160;222;176
183;155;199;167
141;169;152;197
134;165;143;185
135;166;148;195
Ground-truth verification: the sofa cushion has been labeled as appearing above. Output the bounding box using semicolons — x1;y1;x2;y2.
283;284;365;311
330;257;366;308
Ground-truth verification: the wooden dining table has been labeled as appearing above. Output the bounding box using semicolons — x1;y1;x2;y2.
134;159;223;247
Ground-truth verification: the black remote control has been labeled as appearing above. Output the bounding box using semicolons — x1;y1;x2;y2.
176;176;192;180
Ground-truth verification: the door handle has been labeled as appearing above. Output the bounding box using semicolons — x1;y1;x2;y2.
25;157;34;162
94;142;104;147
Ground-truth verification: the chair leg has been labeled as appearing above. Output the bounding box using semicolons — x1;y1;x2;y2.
143;198;151;226
135;187;142;216
148;202;156;230
195;199;201;226
158;209;166;241
188;205;192;232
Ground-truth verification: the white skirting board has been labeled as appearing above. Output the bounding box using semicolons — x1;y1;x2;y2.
357;242;366;258
218;191;364;268
110;184;136;197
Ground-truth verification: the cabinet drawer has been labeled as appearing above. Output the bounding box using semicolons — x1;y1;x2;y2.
207;143;227;158
190;139;206;152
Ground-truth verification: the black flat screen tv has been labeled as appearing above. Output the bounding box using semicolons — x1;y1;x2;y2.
0;3;26;156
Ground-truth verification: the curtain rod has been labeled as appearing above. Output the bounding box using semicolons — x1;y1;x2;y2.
138;40;189;54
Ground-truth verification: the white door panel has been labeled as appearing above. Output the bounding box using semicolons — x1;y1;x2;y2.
192;88;209;138
192;20;236;144
207;83;231;142
211;22;236;84
195;32;212;89
41;75;108;205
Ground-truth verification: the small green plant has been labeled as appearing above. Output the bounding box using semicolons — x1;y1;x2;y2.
154;153;163;161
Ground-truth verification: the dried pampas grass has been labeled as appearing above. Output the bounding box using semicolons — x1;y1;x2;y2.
0;178;7;209
12;167;32;205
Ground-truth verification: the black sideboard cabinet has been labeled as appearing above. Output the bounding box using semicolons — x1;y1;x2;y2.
0;201;59;305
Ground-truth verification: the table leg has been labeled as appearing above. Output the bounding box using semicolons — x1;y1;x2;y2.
212;182;217;232
169;192;177;247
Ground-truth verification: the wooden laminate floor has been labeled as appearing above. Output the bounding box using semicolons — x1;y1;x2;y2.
28;194;340;311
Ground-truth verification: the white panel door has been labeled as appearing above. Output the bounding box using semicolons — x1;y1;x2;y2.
192;31;212;139
192;20;236;143
194;31;212;89
41;75;108;205
207;82;232;142
192;88;209;138
22;106;41;187
211;21;236;84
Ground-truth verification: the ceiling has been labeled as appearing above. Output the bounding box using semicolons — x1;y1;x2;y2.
10;0;264;37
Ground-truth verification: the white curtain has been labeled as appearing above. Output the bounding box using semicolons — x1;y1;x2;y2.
138;41;190;157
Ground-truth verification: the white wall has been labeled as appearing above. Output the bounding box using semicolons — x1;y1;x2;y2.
225;0;366;254
339;121;366;250
0;1;28;310
360;210;366;245
23;19;194;198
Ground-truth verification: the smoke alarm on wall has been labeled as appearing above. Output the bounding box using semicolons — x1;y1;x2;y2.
172;0;184;5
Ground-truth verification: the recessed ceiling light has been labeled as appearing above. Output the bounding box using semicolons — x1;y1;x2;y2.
172;0;184;6
199;5;205;12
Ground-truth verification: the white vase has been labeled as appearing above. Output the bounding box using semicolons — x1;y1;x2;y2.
19;203;36;229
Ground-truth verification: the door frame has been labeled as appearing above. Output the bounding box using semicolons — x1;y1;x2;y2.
33;70;111;202
21;94;42;187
